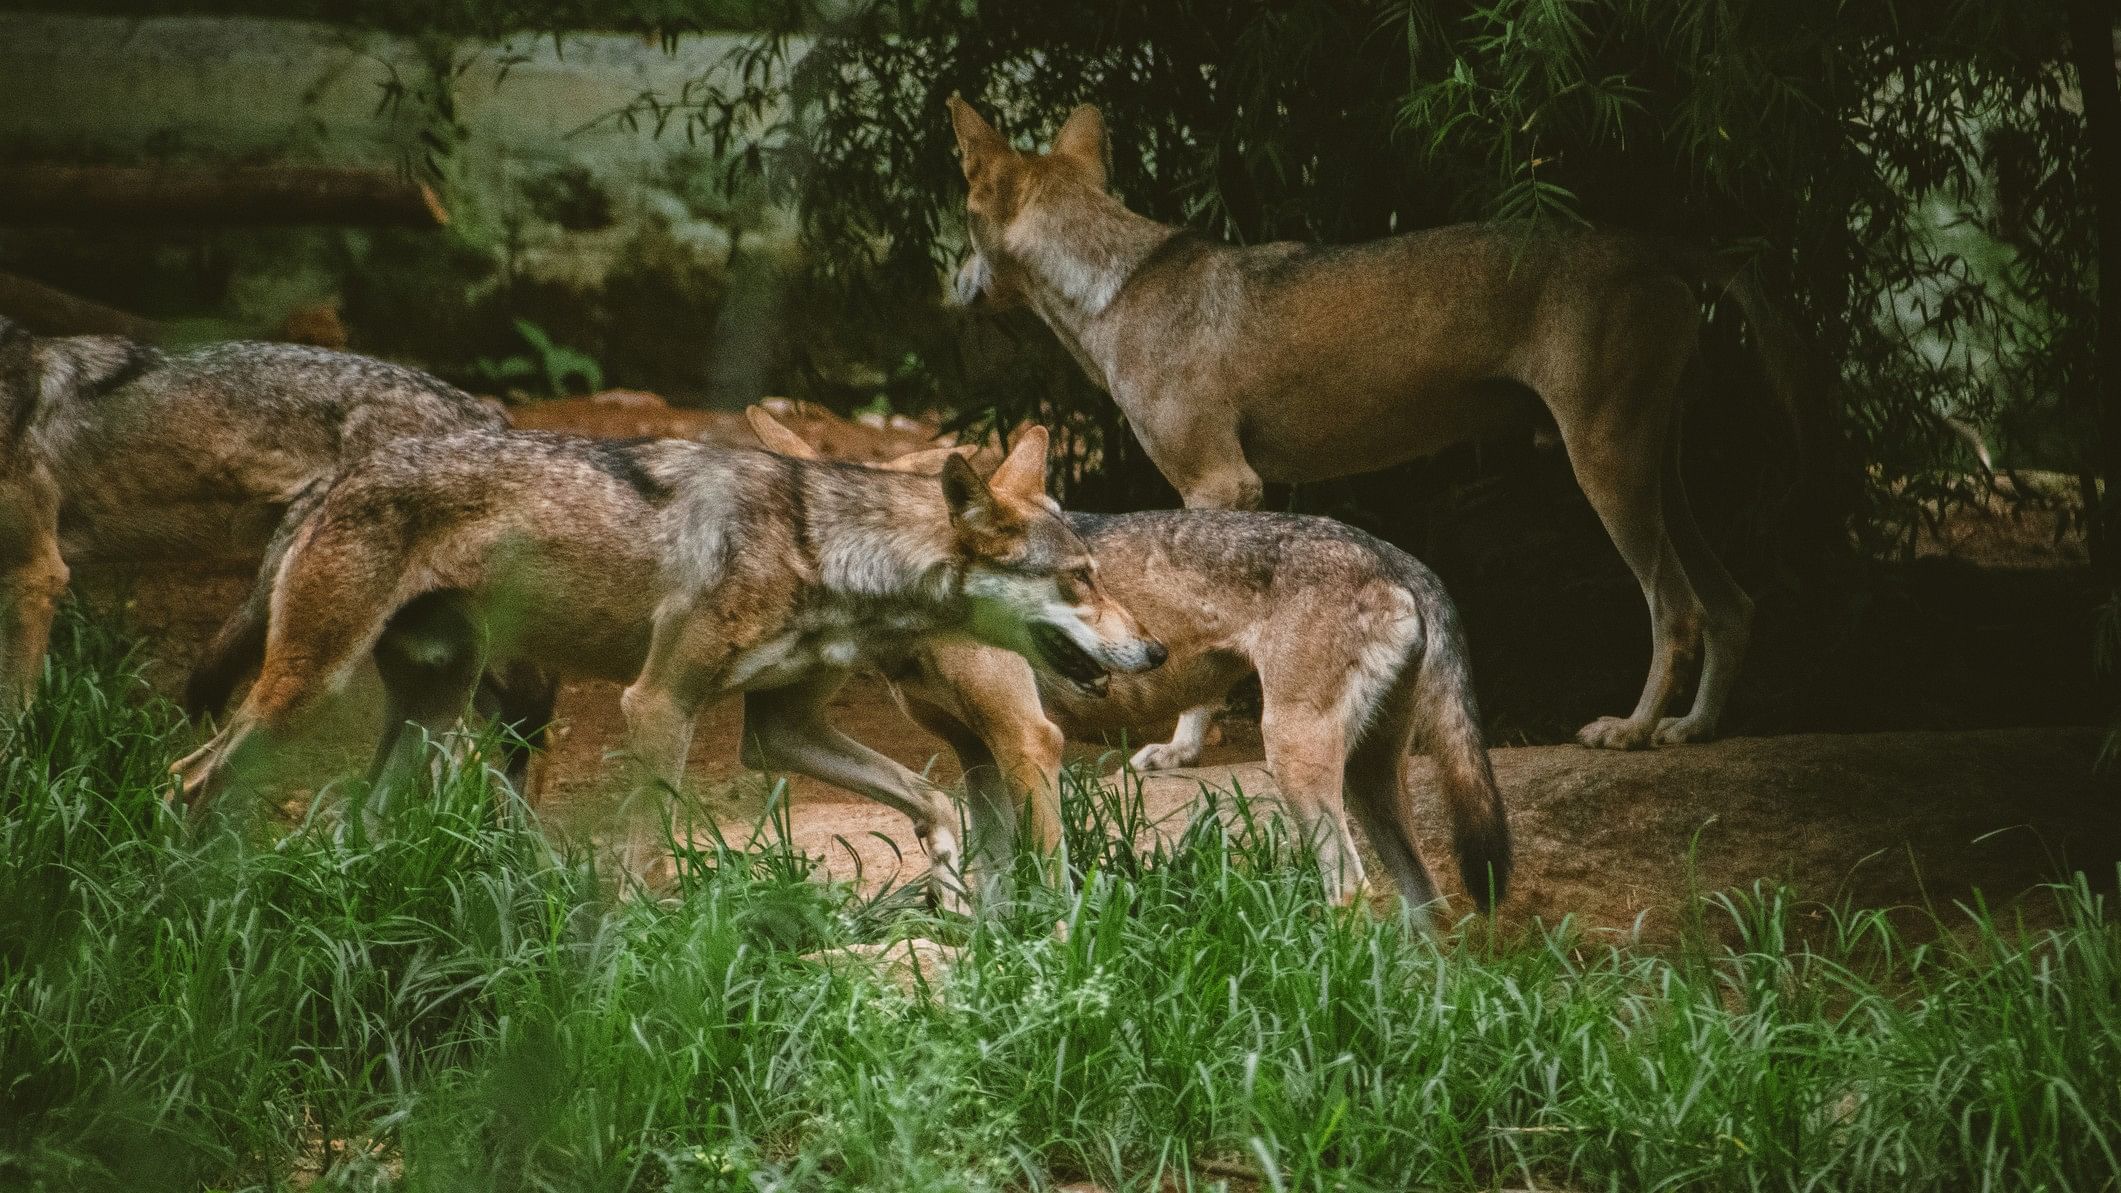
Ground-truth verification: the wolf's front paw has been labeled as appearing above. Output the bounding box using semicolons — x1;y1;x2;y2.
1576;715;1656;751
1128;738;1201;772
1653;713;1718;746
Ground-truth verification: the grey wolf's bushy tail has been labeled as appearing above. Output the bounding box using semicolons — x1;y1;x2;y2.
1410;611;1512;911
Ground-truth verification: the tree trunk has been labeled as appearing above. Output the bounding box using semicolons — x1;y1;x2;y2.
0;165;448;228
2067;0;2121;581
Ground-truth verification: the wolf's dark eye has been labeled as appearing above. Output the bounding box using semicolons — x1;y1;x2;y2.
1068;565;1095;591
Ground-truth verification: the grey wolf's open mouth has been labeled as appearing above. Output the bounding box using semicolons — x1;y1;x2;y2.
1031;622;1110;695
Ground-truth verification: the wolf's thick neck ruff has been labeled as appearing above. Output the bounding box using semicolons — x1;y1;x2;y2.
1001;187;1178;352
767;457;977;632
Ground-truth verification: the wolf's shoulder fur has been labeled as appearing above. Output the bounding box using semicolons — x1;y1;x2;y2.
1069;507;1441;594
106;339;501;425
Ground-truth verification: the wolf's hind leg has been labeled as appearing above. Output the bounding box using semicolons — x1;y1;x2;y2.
173;522;415;807
1542;279;1705;750
1341;684;1444;932
185;477;329;719
1652;420;1752;745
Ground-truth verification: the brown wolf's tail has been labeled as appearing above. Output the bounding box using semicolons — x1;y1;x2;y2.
1685;248;1811;462
1407;606;1512;911
1721;264;1807;454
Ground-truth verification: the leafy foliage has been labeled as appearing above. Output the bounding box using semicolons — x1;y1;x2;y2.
471;317;607;398
613;0;2102;544
0;0;780;37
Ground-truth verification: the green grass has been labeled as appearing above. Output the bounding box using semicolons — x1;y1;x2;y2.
3;610;2118;1192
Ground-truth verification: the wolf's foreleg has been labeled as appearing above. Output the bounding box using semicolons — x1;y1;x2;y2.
741;679;970;914
1125;400;1264;512
1128;703;1214;772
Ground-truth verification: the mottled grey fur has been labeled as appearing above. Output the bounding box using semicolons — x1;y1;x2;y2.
172;427;1163;908
745;406;1508;918
0;314;510;719
895;507;1511;920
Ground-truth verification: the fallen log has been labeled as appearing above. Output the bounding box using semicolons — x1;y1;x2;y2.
0;164;447;228
0;269;164;339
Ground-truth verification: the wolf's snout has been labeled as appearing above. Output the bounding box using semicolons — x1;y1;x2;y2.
1105;635;1164;674
951;256;989;307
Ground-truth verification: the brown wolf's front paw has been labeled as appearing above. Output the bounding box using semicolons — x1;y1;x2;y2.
1576;715;1655;750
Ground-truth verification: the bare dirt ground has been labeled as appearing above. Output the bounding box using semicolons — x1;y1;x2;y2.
100;562;2114;944
98;391;2116;942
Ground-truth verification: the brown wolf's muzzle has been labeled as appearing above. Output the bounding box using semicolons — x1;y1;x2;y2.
951;254;993;307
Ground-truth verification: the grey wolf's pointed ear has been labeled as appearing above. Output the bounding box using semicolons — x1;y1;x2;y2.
988;425;1050;502
948;94;1008;177
745;405;821;459
941;450;996;524
1050;104;1108;189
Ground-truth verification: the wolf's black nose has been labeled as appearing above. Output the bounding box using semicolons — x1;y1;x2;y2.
1144;640;1168;668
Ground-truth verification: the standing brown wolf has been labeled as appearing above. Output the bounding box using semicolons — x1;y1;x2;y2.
947;97;1801;752
171;425;1165;906
749;407;1509;924
0;316;523;722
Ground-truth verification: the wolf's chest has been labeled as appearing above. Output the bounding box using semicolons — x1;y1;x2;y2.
723;601;940;691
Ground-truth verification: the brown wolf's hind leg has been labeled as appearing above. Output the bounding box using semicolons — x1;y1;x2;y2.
1651;418;1753;745
1259;700;1365;907
1542;277;1707;750
172;524;415;806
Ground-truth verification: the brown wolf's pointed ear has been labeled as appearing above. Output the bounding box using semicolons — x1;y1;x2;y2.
745;405;821;459
988;425;1050;501
1050;104;1108;188
881;443;978;475
948;94;1007;177
941;450;997;524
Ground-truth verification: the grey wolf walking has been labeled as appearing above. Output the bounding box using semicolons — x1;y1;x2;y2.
170;426;1166;905
947;97;1801;752
748;407;1510;923
0;316;529;724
